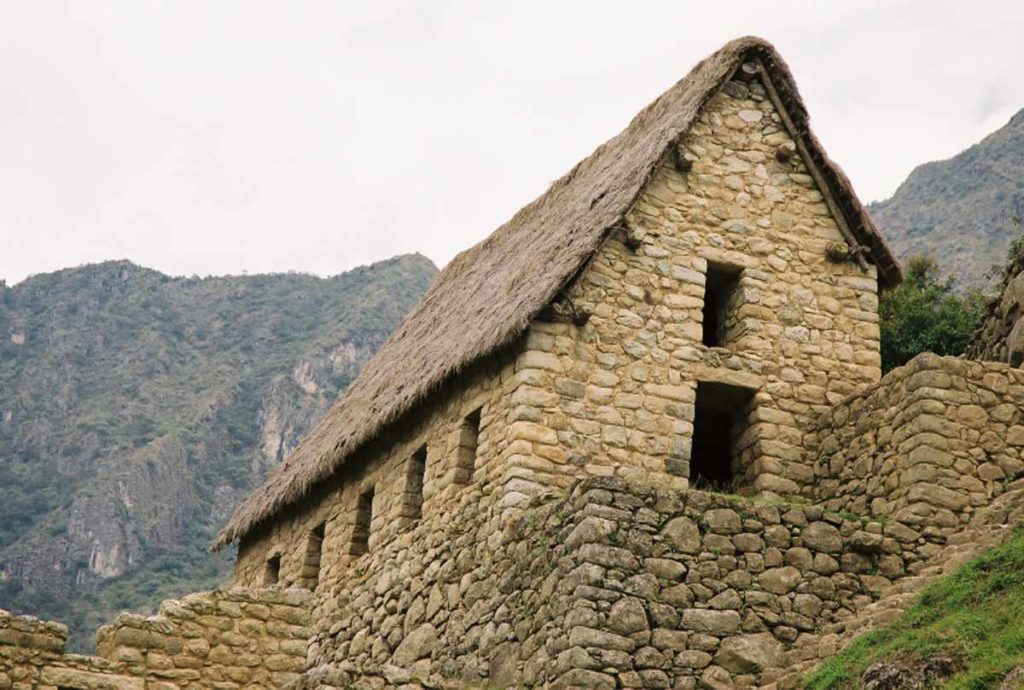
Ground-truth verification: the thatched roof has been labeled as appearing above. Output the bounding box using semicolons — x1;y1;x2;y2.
214;36;900;550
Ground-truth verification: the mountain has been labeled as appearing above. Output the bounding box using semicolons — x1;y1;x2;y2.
869;109;1024;289
0;255;437;650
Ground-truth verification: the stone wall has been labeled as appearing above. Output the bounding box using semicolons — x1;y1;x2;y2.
95;588;310;689
489;69;887;525
298;477;572;689
292;475;931;690
1;609;140;690
505;73;882;504
232;352;526;589
1;588;309;690
965;247;1024;364
549;477;927;690
810;353;1024;532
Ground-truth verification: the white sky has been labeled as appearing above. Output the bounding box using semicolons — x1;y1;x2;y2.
2;0;1023;285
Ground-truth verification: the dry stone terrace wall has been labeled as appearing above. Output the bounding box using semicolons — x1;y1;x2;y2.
293;476;930;690
551;477;927;690
810;353;1024;534
1;588;309;690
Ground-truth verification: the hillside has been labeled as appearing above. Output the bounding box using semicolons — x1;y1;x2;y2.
0;255;437;650
869;109;1024;289
806;528;1024;689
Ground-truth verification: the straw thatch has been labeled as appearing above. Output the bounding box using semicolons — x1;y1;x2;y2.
214;36;900;550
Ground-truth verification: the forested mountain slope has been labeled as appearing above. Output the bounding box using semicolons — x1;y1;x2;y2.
0;255;437;649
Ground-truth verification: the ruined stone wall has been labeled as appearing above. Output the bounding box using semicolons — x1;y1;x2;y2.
1;608;140;689
295;476;929;690
810;352;1024;533
1;588;309;690
94;588;310;689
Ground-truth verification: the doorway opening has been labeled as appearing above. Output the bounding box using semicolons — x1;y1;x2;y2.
690;381;756;491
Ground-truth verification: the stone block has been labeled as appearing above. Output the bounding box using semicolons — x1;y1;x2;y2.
680;609;741;635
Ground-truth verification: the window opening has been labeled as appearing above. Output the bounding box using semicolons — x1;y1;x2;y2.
455;408;482;484
350;487;375;556
264;554;281;586
303;522;325;589
403;445;428;522
702;264;743;347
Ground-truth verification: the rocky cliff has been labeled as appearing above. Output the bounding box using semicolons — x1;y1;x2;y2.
868;109;1024;289
0;255;437;650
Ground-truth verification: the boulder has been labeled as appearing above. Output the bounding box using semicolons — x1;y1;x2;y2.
758;566;802;594
391;624;438;667
713;633;785;673
801;522;842;553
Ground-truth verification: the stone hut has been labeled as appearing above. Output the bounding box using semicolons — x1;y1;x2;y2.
217;35;898;588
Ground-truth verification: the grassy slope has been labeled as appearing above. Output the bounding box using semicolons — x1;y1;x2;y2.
806;529;1024;689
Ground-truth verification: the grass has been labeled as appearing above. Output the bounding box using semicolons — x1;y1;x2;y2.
805;528;1024;690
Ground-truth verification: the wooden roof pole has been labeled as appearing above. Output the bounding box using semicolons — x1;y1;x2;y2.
752;58;871;273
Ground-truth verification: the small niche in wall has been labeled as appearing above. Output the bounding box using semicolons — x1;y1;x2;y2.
350;487;375;556
702;263;743;347
402;445;428;523
264;554;281;587
303;522;326;590
455;408;482;484
690;381;756;492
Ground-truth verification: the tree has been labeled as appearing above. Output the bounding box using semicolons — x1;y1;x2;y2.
879;255;985;372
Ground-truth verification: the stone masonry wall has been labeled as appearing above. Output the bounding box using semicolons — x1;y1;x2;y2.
810;352;1024;533
551;477;927;690
502;72;882;507
294;476;930;690
1;588;309;690
232;352;526;588
298;480;574;689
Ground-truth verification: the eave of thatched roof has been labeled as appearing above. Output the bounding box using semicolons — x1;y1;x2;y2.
214;35;900;550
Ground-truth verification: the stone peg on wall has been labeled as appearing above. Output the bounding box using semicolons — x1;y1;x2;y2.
537;296;591;326
825;241;868;265
776;141;797;163
671;144;694;174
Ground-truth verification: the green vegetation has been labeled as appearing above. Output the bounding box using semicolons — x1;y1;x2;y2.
0;256;436;650
879;255;985;372
806;529;1024;690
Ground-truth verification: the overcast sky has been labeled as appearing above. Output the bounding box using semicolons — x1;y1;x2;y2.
2;1;1023;285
